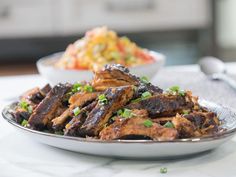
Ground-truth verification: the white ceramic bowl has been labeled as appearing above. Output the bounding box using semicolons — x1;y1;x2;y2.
36;51;165;85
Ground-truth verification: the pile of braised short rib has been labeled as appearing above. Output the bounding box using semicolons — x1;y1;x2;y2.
11;64;220;140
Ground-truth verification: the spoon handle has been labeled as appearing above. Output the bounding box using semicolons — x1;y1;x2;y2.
213;73;236;91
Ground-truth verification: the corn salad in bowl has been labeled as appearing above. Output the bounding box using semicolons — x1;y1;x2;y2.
56;27;155;71
37;27;165;85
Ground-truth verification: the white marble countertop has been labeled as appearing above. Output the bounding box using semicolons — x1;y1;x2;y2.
1;63;236;177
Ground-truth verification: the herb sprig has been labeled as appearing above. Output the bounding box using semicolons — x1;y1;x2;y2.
163;121;174;128
143;120;153;127
71;83;94;94
98;94;108;105
182;110;190;115
73;107;81;116
131;91;152;103
117;108;135;119
21;119;28;127
19;101;33;114
160;167;167;174
140;76;150;84
166;85;185;96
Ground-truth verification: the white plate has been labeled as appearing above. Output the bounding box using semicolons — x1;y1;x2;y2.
2;100;236;159
36;51;165;85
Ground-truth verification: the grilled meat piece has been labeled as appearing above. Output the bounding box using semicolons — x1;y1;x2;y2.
184;111;220;128
126;93;194;118
69;92;99;106
80;86;134;136
11;84;52;124
92;79;134;91
64;111;87;136
184;111;219;135
10;107;31;124
172;115;197;138
100;116;178;141
52;92;99;131
92;64;162;95
133;82;163;99
40;84;52;96
152;117;175;125
51;108;72;131
20;87;41;105
28;83;71;130
64;101;97;136
129;109;149;117
20;84;51;105
172;110;220;138
92;64;139;91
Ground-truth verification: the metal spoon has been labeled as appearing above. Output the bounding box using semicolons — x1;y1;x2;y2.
199;56;236;91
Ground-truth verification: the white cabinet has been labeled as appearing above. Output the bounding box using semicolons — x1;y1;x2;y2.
57;0;211;35
0;0;53;38
0;0;211;38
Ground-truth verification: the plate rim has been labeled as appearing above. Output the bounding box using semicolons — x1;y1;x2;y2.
2;100;236;144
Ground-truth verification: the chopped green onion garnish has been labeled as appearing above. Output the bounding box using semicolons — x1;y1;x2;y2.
111;116;116;121
122;109;133;119
73;107;81;116
117;109;123;116
179;90;185;96
21;119;28;127
183;110;190;115
166;85;185;96
19;101;32;113
71;83;94;93
117;108;134;119
141;91;152;99
169;85;180;92
83;85;93;93
160;167;167;174
98;94;106;100
143;120;153;127
131;91;152;103
163;121;174;128
27;106;33;114
72;83;83;93
140;76;150;84
98;94;108;105
19;101;28;110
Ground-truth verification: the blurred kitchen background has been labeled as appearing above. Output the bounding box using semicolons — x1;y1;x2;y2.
0;0;235;75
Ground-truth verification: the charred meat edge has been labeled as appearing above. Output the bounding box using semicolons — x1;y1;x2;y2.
64;101;97;136
100;117;178;141
11;84;52;123
80;86;134;136
126;93;194;118
20;84;51;105
92;64;162;93
28;83;71;130
172;111;220;138
51;92;99;130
